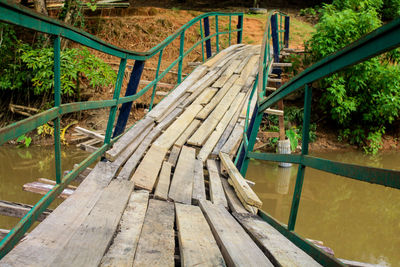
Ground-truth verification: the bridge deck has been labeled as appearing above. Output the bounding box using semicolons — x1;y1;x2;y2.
0;45;320;267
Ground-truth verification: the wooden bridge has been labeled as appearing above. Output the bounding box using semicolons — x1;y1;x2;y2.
0;1;399;266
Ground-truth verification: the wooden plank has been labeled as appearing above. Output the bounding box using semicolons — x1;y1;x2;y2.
192;88;218;105
265;108;284;116
156;107;184;130
168;146;196;204
203;44;243;67
212;59;241;88
156;94;188;123
175;203;225;267
74;126;104;141
266;86;277;91
113;122;154;168
100;190;149;267
219;152;262;208
154;161;173;201
0;200;51;222
192;160;206;205
37;178;77;189
23;182;74;199
220;178;248;214
51;179;134;267
227;178;258;214
167;145;181;167
197;93;246;161
237;55;259;86
174;119;200;148
106;117;154;161
131;145;168;191
272;62;292;67
199;200;273;267
220;121;245;157
153;104;203;149
1;161;120;267
233;213;321;267
187;68;220;93
206;160;228;208
133;199;175;267
147;65;207;120
268;78;282;83
196;74;239;120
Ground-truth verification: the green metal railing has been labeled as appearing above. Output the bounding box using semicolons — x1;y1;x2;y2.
0;0;243;257
237;11;400;267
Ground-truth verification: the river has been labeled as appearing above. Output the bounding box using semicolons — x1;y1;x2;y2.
0;146;399;266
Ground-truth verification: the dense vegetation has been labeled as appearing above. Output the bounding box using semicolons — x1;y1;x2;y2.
304;0;400;153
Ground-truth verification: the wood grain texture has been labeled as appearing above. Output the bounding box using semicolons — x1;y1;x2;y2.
220;178;248;214
154;161;173;201
233;213;321;267
192;160;206;205
199;200;273;267
51;179;135;267
174;119;201;148
175;203;225;267
100;190;149;267
0;162;119;267
133;199;175;267
168;146;196;204
192;88;218;105
206;160;228;208
167;145;181;167
219;152;262;208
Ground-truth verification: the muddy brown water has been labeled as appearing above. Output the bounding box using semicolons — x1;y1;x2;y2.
0;146;399;266
247;151;400;266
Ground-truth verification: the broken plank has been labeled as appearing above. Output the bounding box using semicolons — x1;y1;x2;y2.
192;160;206;205
23;182;74;199
0;200;51;222
0;161;119;267
174;119;201;148
154;161;173;201
227;178;258;214
219;152;262;208
106;117;154;161
52;179;134;267
199;200;273;267
167;145;181;167
147;65;207;121
74;126;105;141
206;160;228;208
233;213;321;267
168;146;196;204
131;145;168;191
175;203;225;267
133;199;175;267
220;178;248;214
100;190;149;267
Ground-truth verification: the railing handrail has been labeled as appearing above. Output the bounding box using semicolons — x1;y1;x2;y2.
0;0;242;60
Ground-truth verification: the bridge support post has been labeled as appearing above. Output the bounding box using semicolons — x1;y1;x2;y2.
53;35;62;184
271;14;281;76
112;60;145;139
237;14;243;44
284;16;290;48
288;84;312;231
203;17;212;59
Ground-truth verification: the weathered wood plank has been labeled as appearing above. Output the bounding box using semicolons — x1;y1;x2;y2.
154;161;173;201
51;179;134;267
167;145;181;167
192;160;206;205
168;146;196;204
156;93;189;123
265;108;284;116
74;126;105;141
220;121;245;157
0;200;51;222
133;199;175;267
192;88;218;105
219;152;262;208
147;65;207;120
106;117;154;161
174;119;201;148
220;178;248;214
203;44;243;68
199;200;273;267
206;160;228;208
100;190;149;267
233;213;321;267
175;203;225;267
227;178;258;214
23;182;74;199
213;60;241;88
131;145;168;191
37;178;77;189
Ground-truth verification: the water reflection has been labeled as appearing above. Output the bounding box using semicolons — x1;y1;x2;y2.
247;151;400;267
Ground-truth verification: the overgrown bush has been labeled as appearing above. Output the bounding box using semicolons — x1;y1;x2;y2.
305;0;400;153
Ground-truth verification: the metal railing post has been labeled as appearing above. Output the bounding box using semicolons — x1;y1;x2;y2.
177;31;185;84
237;14;243;44
104;57;127;144
228;16;232;46
149;50;163;111
284;16;290;48
203;17;212;59
215;15;219;53
53;35;62;184
271;14;281;76
200;20;205;62
112;59;145;138
288;84;312;231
